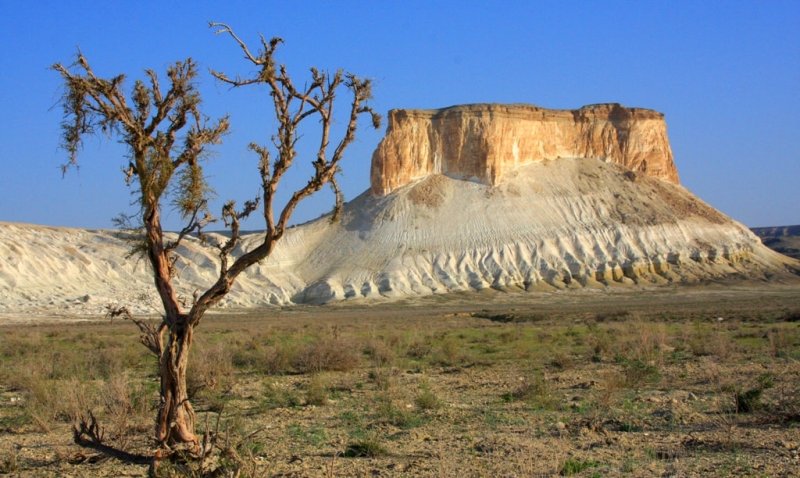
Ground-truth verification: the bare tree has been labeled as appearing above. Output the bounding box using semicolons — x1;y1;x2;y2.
54;23;379;463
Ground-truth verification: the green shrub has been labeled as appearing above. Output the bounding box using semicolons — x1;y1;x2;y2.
501;372;557;410
414;383;442;411
621;359;660;389
343;438;387;457
732;374;774;413
560;458;600;475
375;394;425;428
260;382;301;409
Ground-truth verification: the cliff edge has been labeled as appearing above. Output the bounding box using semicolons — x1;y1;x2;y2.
371;103;679;195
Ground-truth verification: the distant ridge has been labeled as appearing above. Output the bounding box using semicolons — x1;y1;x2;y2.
752;225;800;237
752;225;800;260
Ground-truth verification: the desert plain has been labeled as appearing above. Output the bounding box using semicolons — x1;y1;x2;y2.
1;280;799;477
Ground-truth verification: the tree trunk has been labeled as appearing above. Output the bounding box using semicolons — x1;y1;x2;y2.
155;321;198;452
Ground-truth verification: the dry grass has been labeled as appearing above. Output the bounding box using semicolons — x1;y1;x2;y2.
501;371;558;411
1;289;799;476
188;342;235;400
292;332;360;374
304;374;330;406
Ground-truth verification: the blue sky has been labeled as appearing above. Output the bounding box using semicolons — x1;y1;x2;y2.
1;0;798;229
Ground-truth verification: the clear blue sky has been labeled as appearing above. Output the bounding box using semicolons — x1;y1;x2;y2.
1;0;798;229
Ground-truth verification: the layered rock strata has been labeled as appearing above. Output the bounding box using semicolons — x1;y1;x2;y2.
371;103;679;195
284;158;794;304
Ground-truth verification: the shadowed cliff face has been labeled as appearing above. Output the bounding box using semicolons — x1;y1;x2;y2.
370;103;679;196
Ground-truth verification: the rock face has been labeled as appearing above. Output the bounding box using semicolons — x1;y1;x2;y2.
371;103;679;196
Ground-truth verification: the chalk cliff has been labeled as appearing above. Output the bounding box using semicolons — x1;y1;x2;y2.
371;103;679;195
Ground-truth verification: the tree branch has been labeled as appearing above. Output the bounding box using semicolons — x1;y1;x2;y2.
105;305;165;356
188;25;381;323
209;22;264;65
73;411;151;465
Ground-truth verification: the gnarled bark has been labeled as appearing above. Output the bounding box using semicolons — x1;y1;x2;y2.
156;322;197;449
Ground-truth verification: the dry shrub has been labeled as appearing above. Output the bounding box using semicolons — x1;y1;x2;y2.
255;344;295;375
22;376;96;432
547;350;573;370
501;371;557;410
587;329;615;362
779;309;800;322
618;320;668;365
497;326;524;344
699;358;723;386
293;336;360;373
405;338;433;360
88;346;129;379
368;367;398;392
188;343;235;399
305;374;329;406
769;376;800;422
343;436;388;457
431;337;472;367
414;382;442;411
594;369;625;409
231;335;263;368
363;338;395;367
374;392;424;428
767;328;794;358
232;335;295;375
260;381;301;409
593;310;633;322
684;324;736;359
100;373;152;440
721;374;774;414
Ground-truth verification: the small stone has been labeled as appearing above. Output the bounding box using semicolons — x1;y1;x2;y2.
687;392;698;401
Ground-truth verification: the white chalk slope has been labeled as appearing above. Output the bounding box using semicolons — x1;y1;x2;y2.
1;157;797;315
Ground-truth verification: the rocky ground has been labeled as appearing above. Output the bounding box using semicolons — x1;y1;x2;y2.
0;283;798;477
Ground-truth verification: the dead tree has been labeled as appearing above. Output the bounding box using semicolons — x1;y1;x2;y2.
53;23;379;461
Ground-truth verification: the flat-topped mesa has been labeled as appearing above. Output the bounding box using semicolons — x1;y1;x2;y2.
370;103;679;196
